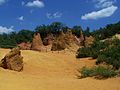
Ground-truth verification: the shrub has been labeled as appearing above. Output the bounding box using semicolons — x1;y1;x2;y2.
93;66;117;79
76;39;120;70
78;66;118;79
96;39;120;69
77;67;94;78
76;40;108;59
97;44;120;69
76;47;92;58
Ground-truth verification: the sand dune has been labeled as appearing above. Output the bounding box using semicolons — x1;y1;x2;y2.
0;49;120;90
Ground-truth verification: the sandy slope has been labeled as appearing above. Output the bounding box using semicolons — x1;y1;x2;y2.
0;49;120;90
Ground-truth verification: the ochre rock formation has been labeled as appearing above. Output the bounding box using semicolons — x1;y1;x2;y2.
85;36;94;46
51;30;79;51
18;42;31;50
43;33;54;46
0;47;23;72
31;33;46;52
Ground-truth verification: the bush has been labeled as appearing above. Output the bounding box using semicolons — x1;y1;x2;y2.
78;66;118;79
93;66;117;79
76;47;92;58
76;40;108;59
76;39;120;70
97;44;120;69
77;67;94;78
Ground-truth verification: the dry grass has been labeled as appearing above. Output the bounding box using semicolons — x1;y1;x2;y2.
0;48;120;90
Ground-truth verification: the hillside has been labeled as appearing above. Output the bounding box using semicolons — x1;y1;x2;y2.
0;49;120;90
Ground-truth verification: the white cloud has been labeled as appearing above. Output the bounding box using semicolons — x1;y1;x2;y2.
18;16;24;21
81;0;118;20
26;0;44;8
0;0;5;5
93;0;116;8
81;5;118;20
46;12;62;19
0;26;15;34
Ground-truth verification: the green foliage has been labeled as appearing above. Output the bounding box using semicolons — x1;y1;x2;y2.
72;26;83;37
93;66;117;79
90;41;109;59
76;39;120;70
76;47;92;58
0;21;120;49
50;22;65;33
92;22;120;40
16;30;34;43
76;40;109;59
0;33;17;48
0;22;83;48
78;67;94;78
35;24;50;39
97;40;120;69
83;27;91;37
0;30;34;48
35;22;67;39
78;66;118;79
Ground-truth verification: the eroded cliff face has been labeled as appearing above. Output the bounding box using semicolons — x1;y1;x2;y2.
51;30;80;51
17;30;94;52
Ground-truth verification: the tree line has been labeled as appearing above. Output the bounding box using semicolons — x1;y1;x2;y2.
91;21;120;40
0;21;120;48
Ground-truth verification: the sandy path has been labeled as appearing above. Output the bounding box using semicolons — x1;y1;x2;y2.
0;49;120;90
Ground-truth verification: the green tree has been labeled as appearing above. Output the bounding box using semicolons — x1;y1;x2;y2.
83;27;91;37
35;24;50;39
92;21;120;40
16;30;34;43
72;25;83;37
50;22;65;35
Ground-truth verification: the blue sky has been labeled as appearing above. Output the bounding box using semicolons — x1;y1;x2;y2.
0;0;120;34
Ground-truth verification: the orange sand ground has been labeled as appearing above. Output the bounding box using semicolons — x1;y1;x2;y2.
0;48;120;90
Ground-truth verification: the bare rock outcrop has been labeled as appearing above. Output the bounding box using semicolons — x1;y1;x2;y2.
51;31;66;51
31;33;46;51
43;33;54;46
85;36;94;46
0;47;23;72
51;30;79;51
18;42;31;50
79;30;85;42
73;30;85;46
